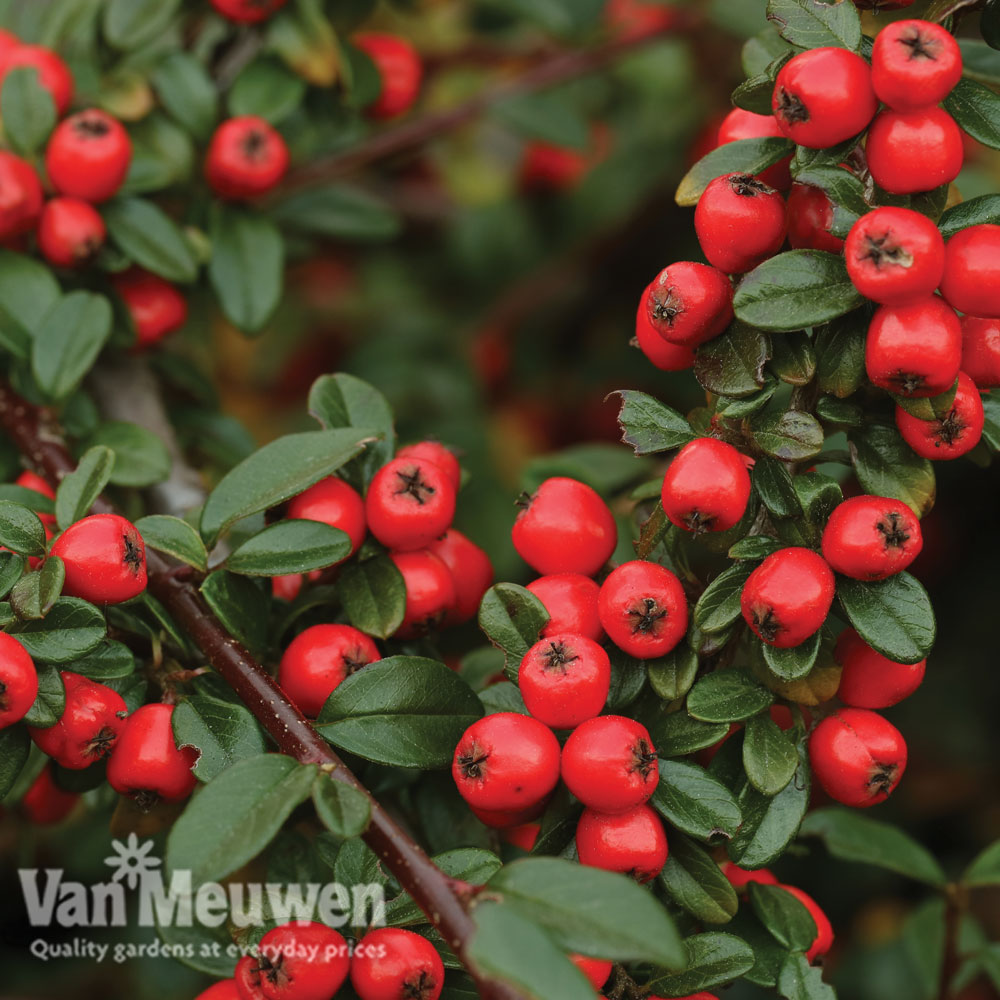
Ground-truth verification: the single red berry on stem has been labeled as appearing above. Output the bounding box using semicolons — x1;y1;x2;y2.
112;269;188;349
50;513;147;604
633;283;697;369
644;263;733;347
741;548;835;649
961;316;1000;389
427;529;494;625
0;633;38;730
871;19;962;112
0;44;73;114
367;456;456;551
865;107;963;195
46;110;132;203
939;225;1000;319
37;197;106;268
776;884;834;963
661;437;751;534
519;633;610;730
809;707;907;807
821;495;923;581
598;560;688;659
0;151;42;241
785;182;844;253
206;116;290;200
21;764;79;825
353;33;423;119
575;804;668;882
717;108;792;190
286;476;366;557
351;927;444;1000
895;370;984;460
254;921;350;1000
210;0;288;22
527;573;603;642
836;627;926;709
389;549;456;638
396;441;461;491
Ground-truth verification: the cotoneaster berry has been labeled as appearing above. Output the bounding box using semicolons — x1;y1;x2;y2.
865;107;963;195
210;0;288;22
786;182;843;253
396;441;461;491
235;955;265;1000
427;529;494;624
940;225;1000;319
15;470;55;525
45;110;132;203
389;549;456;637
561;715;659;813
604;0;678;41
278;623;380;717
526;572;603;642
287;476;366;557
865;296;961;398
367;456;456;551
895;371;984;460
452;712;561;812
633;286;696;371
470;800;547;830
871;19;962;112
28;672;127;769
961;316;1000;389
575;804;668;882
21;764;79;825
254;921;350;1000
106;703;198;807
196;982;240;1000
809;707;907;807
844;207;945;306
777;884;834;963
572;955;613;990
112;269;188;348
694;173;787;275
821;495;923;581
0;29;17;58
0;151;42;240
741;547;835;648
644;262;733;347
351;927;444;1000
353;33;423;119
0;633;38;730
519;633;610;730
716;108;792;189
721;862;778;892
0;44;73;114
772;47;877;149
206;116;290;200
50;513;147;604
520;140;590;192
513;477;616;577
37;197;106;268
836;627;926;709
597;560;688;659
661;437;751;533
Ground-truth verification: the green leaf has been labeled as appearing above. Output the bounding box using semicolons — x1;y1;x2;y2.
609;390;693;456
777;952;837;999
815;310;867;398
849;423;936;518
734;250;863;332
732;69;781;116
316;657;483;769
229;56;307;124
9;597;105;663
172;695;267;783
311;776;371;839
208;206;284;333
272;185;402;242
486;856;685;967
743;28;796;76
123;112;194;195
334;553;404;639
750;883;817;952
837;573;935;665
55;446;115;531
134;516;208;572
200;572;269;655
478;583;550;680
226;520;351;576
104;0;182;49
767;0;862;51
0;501;46;557
200;428;372;545
386;848;503;926
794;473;842;525
659;833;739;924
493;91;590;149
938;194;1000;238
943;77;1000;151
68;640;136;680
816;395;863;427
744;713;798;795
22;663;66;727
0;724;29;797
648;646;699;702
694;563;755;635
166;754;316;886
983;392;1000;451
770;335;817;386
1;67;56;155
791;165;868;238
688;669;774;723
0;250;59;359
893;377;959;422
103;198;198;284
762;629;823;682
646;708;732;757
0;551;25;600
716;377;778;419
32;292;113;403
10;557;65;621
85;421;171;488
675;137;795;207
694;322;771;398
152;52;217;141
800;807;947;886
643;932;756;996
754;455;801;519
652;760;743;842
964;839;1000;887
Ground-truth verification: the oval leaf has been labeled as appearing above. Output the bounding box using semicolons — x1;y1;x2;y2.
225;520;351;576
837;572;935;665
104;197;198;283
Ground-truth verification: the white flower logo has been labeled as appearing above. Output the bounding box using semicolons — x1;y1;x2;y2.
103;833;161;890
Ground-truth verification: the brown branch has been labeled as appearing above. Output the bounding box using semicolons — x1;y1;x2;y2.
0;380;525;1000
938;883;967;1000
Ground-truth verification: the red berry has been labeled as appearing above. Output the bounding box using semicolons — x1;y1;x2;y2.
278;624;380;717
0;29;18;59
519;633;610;730
661;437;751;534
452;712;561;812
694;173;787;275
721;862;778;892
895;370;984;460
366;457;456;551
427;529;494;624
210;0;288;22
21;764;79;825
865;296;961;398
272;573;304;602
821;495;923;581
526;573;603;642
502;821;541;849
961;315;1000;389
940;224;1000;319
351;927;444;1000
562;715;658;812
106;703;198;806
809;707;907;807
0;44;73;115
785;182;844;254
206;116;289;200
513;477;617;577
37;197;106;268
28;671;126;769
597;560;688;659
571;955;613;990
389;549;456;638
396;441;461;492
644;262;733;346
633;284;697;369
470;801;547;829
50;513;147;604
0;151;42;240
575;804;668;882
15;470;55;508
235;956;265;1000
772;47;877;149
871;20;962;112
844;207;944;306
776;884;834;963
604;0;678;41
520;141;589;192
112;269;188;348
717;108;792;190
287;476;366;557
835;627;926;709
353;33;422;119
0;633;38;730
196;982;241;1000
865;107;963;195
741;548;835;649
46;110;131;203
254;921;350;1000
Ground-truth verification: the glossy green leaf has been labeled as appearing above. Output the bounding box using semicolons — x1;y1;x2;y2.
766;0;862;51
200;571;269;655
750;882;817;952
754;455;801;518
68;640;136;680
1;67;56;155
849;423;936;518
938;193;1000;238
0;724;29;797
660;833;739;924
272;185;401;242
643;932;756;997
0;501;46;557
944;77;1000;150
744;713;798;794
152;52;217;140
688;669;774;723
815;311;867;398
32;292;113;402
104;198;198;283
791;165;868;238
9;598;105;663
0;250;59;359
336;554;406;640
9;557;64;621
646;709;732;757
172;695;267;783
648;646;699;702
693;563;755;634
769;334;817;386
777;952;836;999
478;582;550;681
226;520;352;576
610;390;693;455
762;629;823;681
676;137;795;206
85;421;172;487
0;552;25;600
694;322;771;398
104;0;182;49
311;776;372;839
22;662;66;728
837;573;935;665
134;515;208;572
652;760;743;842
229;56;307;123
753;410;824;462
55;446;115;530
964;839;1000;887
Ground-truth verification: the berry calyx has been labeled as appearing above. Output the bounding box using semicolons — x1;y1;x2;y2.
367;457;457;551
50;513;148;604
575;804;668;882
519;632;611;730
871;19;963;112
821;495;923;581
45;110;132;203
206;116;290;200
253;921;350;1000
389;549;457;638
836;627;926;709
396;441;461;491
112;269;188;349
597;560;688;659
633;283;696;370
895;371;984;460
939;224;1000;319
660;437;751;534
865;107;963;195
37;197;106;268
0;633;38;730
644;262;733;347
526;572;604;642
286;476;367;557
350;927;444;1000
